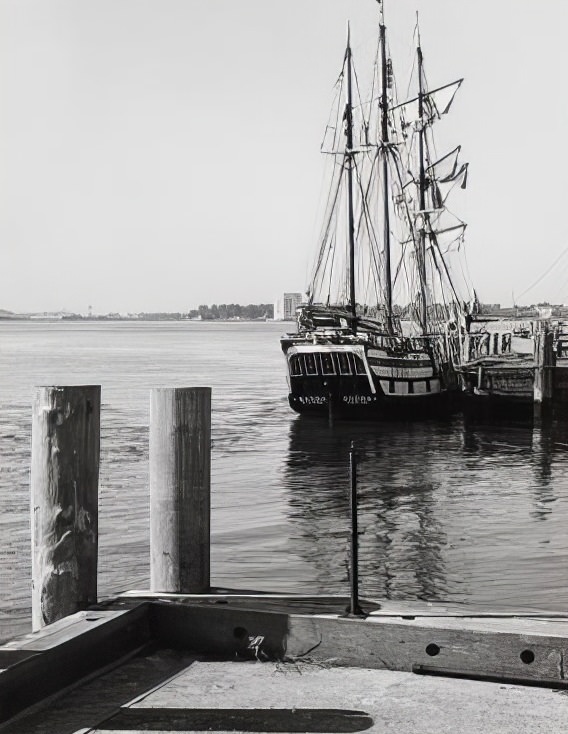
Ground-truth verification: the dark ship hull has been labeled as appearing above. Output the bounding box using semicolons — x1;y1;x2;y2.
281;332;457;419
280;9;471;421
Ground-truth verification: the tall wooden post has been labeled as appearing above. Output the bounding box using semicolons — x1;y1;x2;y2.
534;324;555;419
492;332;499;355
31;386;100;631
150;387;211;593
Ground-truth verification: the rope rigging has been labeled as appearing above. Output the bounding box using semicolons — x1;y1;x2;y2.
304;11;469;334
516;245;568;302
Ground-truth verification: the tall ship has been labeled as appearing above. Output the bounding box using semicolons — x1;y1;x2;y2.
281;3;472;417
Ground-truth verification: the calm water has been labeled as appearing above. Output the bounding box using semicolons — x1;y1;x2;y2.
1;320;567;641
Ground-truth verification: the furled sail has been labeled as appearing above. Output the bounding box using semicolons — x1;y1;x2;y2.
391;79;463;126
384;33;472;333
308;36;392;326
429;146;468;185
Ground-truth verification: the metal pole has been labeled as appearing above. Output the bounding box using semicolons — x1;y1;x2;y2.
348;441;364;617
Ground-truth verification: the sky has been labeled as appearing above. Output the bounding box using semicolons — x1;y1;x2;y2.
1;0;568;313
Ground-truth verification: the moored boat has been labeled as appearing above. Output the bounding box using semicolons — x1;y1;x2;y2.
281;2;470;417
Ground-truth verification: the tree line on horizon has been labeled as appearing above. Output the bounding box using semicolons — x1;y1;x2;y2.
188;303;274;320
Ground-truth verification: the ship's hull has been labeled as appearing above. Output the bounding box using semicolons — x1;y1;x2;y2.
287;390;452;419
281;335;456;419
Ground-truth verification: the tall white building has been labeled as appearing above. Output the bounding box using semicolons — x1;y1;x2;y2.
274;292;303;321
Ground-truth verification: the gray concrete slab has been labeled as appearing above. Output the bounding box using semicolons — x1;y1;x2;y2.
85;659;568;734
2;597;568;733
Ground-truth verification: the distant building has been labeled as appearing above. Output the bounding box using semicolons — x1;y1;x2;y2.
480;303;501;314
536;306;553;319
274;292;303;321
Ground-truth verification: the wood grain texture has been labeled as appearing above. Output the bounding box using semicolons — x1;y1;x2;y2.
286;615;568;681
31;385;100;631
0;605;151;724
534;327;554;403
150;387;211;593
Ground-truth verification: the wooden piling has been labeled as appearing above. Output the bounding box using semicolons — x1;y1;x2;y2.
534;324;555;418
31;385;101;631
150;387;211;593
462;333;471;362
492;332;499;355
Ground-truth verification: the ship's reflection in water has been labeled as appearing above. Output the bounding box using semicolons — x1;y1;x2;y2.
283;413;568;610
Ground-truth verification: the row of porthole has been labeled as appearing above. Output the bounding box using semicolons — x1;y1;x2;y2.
425;642;535;664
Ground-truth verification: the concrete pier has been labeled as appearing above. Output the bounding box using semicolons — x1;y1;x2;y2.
0;592;567;732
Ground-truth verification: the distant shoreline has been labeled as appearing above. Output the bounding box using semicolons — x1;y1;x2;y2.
0;315;292;323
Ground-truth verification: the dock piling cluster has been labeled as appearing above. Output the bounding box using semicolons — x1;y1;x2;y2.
30;385;212;630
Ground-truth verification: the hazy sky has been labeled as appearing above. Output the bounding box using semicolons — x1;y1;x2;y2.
1;0;568;313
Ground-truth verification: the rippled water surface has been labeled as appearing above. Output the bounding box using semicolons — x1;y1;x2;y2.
1;320;567;640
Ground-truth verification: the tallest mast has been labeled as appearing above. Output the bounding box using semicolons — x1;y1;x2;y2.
345;24;357;332
378;2;393;334
417;22;428;332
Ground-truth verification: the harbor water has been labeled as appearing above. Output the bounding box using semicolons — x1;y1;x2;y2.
1;320;567;642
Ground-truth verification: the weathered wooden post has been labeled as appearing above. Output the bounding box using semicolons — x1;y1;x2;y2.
150;387;211;593
31;385;101;631
534;324;555;420
463;333;471;363
492;332;499;355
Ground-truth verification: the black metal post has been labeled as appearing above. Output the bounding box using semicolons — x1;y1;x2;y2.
347;441;365;617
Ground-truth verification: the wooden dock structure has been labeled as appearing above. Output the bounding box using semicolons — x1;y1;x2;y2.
0;384;567;732
1;593;568;732
458;321;568;414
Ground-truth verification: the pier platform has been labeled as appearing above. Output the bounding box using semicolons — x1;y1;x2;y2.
1;592;567;733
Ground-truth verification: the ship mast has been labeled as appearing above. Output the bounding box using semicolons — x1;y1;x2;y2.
345;25;357;333
417;27;428;332
379;9;393;334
